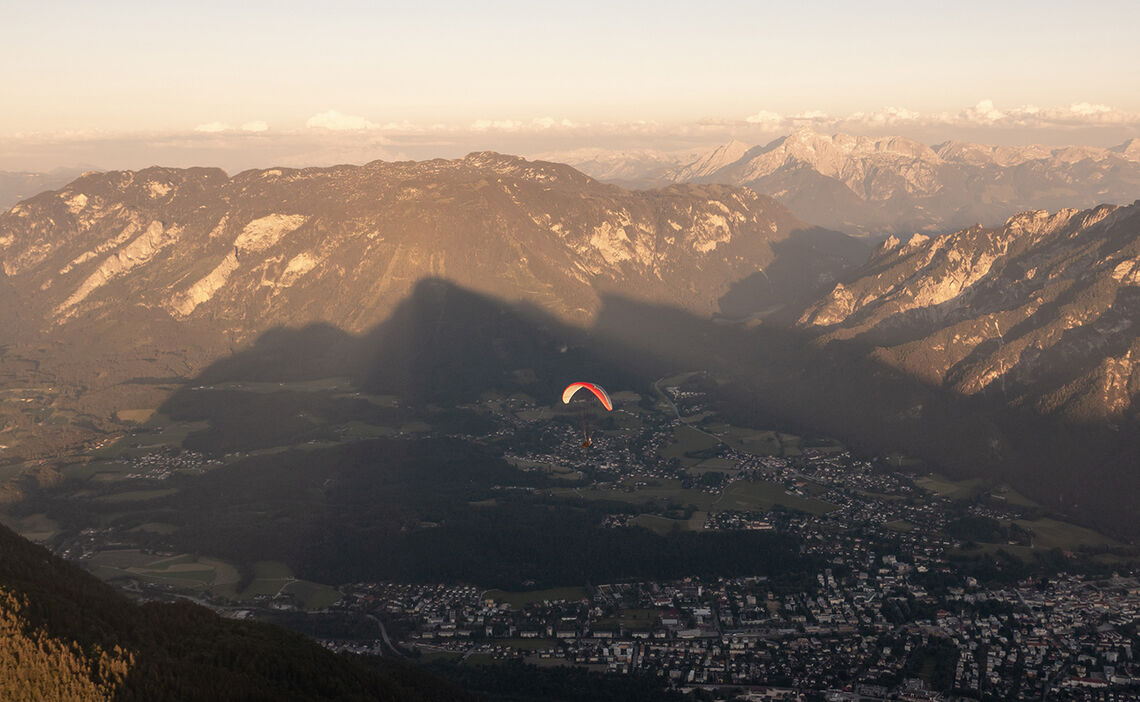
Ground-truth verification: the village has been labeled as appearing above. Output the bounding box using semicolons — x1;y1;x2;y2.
324;552;1139;700
48;378;1140;700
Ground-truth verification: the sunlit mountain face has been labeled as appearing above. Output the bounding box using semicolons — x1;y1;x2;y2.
552;129;1140;237
2;145;1140;700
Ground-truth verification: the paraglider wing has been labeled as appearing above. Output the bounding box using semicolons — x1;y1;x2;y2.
561;382;613;411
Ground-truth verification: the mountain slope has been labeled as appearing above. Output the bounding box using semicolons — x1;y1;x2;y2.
0;153;862;461
799;201;1140;422
0;523;470;701
0;168;91;212
0;152;824;341
559;131;1140;236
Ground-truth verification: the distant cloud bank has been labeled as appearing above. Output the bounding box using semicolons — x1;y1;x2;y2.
738;100;1140;133
3;101;1138;173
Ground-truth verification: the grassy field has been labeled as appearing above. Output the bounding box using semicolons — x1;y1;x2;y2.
94;488;179;503
338;420;397;440
659;426;722;466
989;484;1041;508
707;425;804;458
1014;518;1119;550
283;580;342;609
552;476;833;516
87;549;241;590
717;480;834;516
417;650;463;663
916;474;989;500
801;437;845;454
334;391;399;407
115;408;157;423
253;560;293;579
620;608;658;631
0;512;61;543
484;586;588;608
689;457;737;474
631;514;689;535
63;459;130;482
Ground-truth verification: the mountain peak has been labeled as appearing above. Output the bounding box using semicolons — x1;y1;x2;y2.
671;139;754;181
1112;137;1140;161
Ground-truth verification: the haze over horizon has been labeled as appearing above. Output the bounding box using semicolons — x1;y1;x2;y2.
4;0;1140;173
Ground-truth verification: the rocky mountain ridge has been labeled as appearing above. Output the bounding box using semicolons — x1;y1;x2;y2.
799;200;1140;422
0;153;864;462
554;129;1140;236
0;152;827;346
0;168;91;213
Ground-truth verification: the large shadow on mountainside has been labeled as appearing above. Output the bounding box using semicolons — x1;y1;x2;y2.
149;278;1137;588
717;227;870;321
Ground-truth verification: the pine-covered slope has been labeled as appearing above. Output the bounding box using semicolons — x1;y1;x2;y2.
0;523;470;701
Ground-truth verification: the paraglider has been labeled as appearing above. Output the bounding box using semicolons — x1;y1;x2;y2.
562;382;612;448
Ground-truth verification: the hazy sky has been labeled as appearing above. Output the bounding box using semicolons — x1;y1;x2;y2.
3;0;1139;171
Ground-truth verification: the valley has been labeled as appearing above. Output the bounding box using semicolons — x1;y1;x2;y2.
1;154;1139;699
3;363;1132;698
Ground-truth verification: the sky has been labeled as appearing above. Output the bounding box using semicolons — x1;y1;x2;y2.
3;0;1139;172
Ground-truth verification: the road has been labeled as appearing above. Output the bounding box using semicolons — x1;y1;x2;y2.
366;613;404;658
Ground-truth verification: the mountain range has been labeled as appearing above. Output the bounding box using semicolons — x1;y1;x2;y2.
800;201;1140;423
549;129;1140;237
0;168;92;212
0;152;845;341
0;153;862;464
2;152;1140;534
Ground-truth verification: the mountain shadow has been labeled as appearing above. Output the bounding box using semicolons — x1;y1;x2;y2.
157;277;1140;544
717;227;870;320
146;279;805;587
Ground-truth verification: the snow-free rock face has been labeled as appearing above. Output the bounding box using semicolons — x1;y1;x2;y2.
557;130;1140;236
0;153;872;461
0;154;821;343
799;201;1140;421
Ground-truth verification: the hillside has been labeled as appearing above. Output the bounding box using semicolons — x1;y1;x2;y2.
800;201;1140;423
555;130;1140;236
0;522;470;700
0;153;864;462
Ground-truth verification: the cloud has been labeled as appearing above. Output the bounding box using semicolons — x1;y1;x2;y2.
826;100;1140;130
845;106;922;127
469;117;579;132
1068;102;1112;116
745;110;781;125
194;120;270;134
305;110;377;131
531;116;577;129
470;119;524;132
961;99;1006;124
194;121;233;133
791;110;829;121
